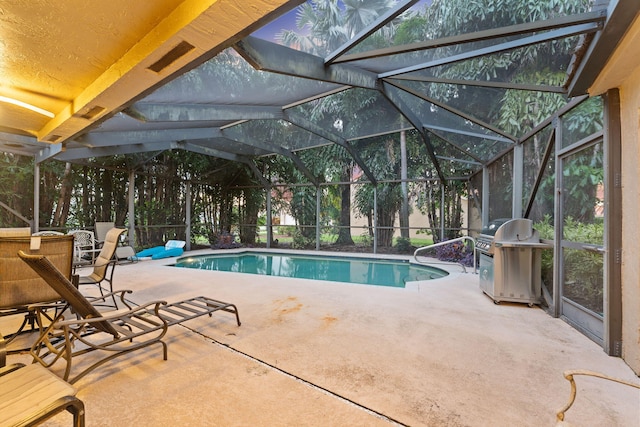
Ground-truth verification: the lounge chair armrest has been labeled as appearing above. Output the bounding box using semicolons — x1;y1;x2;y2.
85;257;118;270
26;301;69;311
86;289;134;308
52;300;168;327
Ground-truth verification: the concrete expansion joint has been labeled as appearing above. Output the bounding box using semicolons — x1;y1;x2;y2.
181;324;409;426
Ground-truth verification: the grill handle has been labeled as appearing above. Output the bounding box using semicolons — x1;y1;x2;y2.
582;244;605;253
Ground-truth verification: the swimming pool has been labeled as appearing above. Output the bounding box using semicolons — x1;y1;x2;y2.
174;251;448;288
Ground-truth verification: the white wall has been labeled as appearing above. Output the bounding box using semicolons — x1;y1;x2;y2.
619;69;640;374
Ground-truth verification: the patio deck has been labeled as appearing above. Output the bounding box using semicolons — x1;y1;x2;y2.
4;249;639;426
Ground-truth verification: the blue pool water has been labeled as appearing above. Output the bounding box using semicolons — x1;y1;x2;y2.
173;251;448;287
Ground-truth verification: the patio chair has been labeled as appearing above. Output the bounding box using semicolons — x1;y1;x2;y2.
77;228;125;306
67;230;100;264
18;251;241;384
94;221;115;247
0;235;74;345
1;332;85;427
556;369;640;425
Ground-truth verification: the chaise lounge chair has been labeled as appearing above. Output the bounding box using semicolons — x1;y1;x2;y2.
18;251;241;384
136;240;186;260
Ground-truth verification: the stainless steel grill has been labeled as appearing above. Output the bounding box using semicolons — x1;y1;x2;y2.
477;218;551;306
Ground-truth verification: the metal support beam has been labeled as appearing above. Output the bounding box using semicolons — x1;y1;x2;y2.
175;141;252;163
220;130;319;186
424;128;491;164
334;11;606;64
56;142;171;160
440;182;445;242
324;0;419;64
400;130;409;239
316;186;321;251
373;186;378;254
385;79;517;142
128;170;136;248
33;163;39;232
242;159;271;188
74;128;220;147
185;180;192;251
381;82;445;181
284;111;377;185
379;22;602;78
603;88;622;356
129;103;284;122
390;75;566;93
552;117;563;318
524;128;556;218
1;201;32;228
35;143;63;163
512;143;524;218
235;36;379;90
266;186;272;248
482;167;489;226
568;1;639;96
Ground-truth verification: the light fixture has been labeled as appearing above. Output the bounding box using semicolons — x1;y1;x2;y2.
0;95;54;118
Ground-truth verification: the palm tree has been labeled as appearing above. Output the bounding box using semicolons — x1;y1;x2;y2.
278;0;396;56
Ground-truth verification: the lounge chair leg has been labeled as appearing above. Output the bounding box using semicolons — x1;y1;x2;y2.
231;304;241;326
69;398;86;427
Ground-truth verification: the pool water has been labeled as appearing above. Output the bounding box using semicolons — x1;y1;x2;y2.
174;251;448;287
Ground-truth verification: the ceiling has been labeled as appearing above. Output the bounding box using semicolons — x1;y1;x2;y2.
0;0;299;151
0;0;637;183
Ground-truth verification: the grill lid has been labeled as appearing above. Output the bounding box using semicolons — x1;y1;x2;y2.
481;218;511;236
494;218;536;242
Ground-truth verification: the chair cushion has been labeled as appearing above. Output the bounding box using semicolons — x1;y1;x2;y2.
136;246;165;257
151;247;184;259
0;364;77;427
0;235;74;309
165;240;186;249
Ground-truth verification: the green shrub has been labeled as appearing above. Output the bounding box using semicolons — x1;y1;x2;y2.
292;229;314;249
534;216;604;311
395;237;413;254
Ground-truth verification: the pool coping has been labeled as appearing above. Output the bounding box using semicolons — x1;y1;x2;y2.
172;247;468;290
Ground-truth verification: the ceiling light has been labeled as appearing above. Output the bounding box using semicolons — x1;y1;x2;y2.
0;95;55;118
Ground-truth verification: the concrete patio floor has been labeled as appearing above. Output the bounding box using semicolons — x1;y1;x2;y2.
4;249;639;426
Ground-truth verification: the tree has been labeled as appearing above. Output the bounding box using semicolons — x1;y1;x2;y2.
278;0;397;245
352;136;405;247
